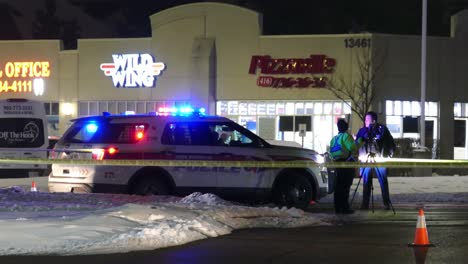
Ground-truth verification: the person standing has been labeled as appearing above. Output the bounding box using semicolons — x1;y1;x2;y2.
329;119;358;214
355;111;396;210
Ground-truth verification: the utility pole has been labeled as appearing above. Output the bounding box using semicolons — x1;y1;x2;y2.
420;0;427;147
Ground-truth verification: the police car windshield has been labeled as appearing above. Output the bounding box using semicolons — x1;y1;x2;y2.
62;121;148;144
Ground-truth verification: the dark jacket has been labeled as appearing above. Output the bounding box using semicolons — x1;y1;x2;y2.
356;123;395;158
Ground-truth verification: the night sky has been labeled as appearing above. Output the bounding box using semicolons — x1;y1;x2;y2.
1;0;468;49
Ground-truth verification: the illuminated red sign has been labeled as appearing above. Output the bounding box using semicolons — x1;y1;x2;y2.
248;55;336;88
0;61;50;95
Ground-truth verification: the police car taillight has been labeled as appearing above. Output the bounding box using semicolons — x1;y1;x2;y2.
135;125;145;140
92;147;118;160
92;149;105;160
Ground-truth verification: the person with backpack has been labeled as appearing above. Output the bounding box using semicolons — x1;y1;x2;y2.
329;119;358;214
355;111;396;210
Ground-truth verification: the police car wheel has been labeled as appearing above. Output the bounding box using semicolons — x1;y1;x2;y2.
131;176;169;196
274;173;313;209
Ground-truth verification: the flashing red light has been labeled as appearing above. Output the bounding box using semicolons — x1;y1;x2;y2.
108;147;118;154
136;132;144;140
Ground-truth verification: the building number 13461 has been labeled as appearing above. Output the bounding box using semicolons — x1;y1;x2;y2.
344;38;371;48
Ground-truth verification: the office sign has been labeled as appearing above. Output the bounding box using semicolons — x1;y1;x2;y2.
0;61;50;95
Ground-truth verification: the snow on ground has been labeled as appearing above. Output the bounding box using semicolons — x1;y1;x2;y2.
0;176;467;256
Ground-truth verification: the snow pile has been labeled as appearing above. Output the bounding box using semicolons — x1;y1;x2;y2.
1;176;468;256
0;187;332;256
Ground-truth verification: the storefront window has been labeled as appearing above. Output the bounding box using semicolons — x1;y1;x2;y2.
257;103;266;115
305;103;313;114
228;101;238;115
428;102;438;116
386;115;402;137
333;102;342;115
411;101;421;116
394;101;402;115
323;103;332;115
454;103;462;117
217;101;228;115
137;102;145;113
403;101;411;116
239;102;248;115
126;102;136;112
385;100;439;140
314;103;323;114
386;101;393;115
79;100;186;117
217;100;350;152
295;103;304;115
267;103;276;115
99;102;108;113
276;103;285;115
89;102;98;115
248;103;257;115
44;102;60;137
343;103;351;114
313;115;332;153
285;102;295;115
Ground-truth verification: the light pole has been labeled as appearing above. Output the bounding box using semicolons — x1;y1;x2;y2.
420;0;427;147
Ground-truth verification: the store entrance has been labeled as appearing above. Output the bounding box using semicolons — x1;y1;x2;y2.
454;118;467;159
277;115;336;153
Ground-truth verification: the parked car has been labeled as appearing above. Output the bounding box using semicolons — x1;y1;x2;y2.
49;107;328;209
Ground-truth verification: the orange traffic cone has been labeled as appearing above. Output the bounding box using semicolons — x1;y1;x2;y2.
408;208;434;247
30;180;37;192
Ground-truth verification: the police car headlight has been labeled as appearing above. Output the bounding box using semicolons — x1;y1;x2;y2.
314;154;325;164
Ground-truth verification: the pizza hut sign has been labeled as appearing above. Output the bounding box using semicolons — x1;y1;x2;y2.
248;55;336;88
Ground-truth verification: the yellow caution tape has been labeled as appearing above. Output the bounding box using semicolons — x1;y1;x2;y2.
1;157;468;168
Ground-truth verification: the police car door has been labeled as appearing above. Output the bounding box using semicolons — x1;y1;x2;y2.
210;122;268;196
161;122;217;192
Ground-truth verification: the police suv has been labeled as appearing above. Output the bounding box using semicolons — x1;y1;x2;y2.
49;107;328;209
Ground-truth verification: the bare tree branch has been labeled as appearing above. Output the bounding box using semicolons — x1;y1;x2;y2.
326;46;386;123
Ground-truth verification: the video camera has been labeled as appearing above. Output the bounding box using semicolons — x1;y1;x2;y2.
365;125;379;142
363;125;382;156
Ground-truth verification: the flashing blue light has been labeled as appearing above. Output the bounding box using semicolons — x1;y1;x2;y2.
86;123;98;133
123;111;135;115
157;106;205;116
179;107;194;114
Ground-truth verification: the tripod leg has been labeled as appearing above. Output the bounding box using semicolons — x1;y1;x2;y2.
371;168;375;213
349;176;361;206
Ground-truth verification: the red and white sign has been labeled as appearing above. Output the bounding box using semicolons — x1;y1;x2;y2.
248;55;336;88
100;53;165;88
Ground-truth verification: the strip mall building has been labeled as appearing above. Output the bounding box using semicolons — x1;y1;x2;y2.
1;2;468;160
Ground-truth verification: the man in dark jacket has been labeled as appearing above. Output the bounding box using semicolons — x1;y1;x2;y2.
355;111;396;210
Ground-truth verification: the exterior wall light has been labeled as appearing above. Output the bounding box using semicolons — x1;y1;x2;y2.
62;102;74;116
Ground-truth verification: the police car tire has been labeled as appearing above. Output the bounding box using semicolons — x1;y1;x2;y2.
131;176;169;196
273;173;314;209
